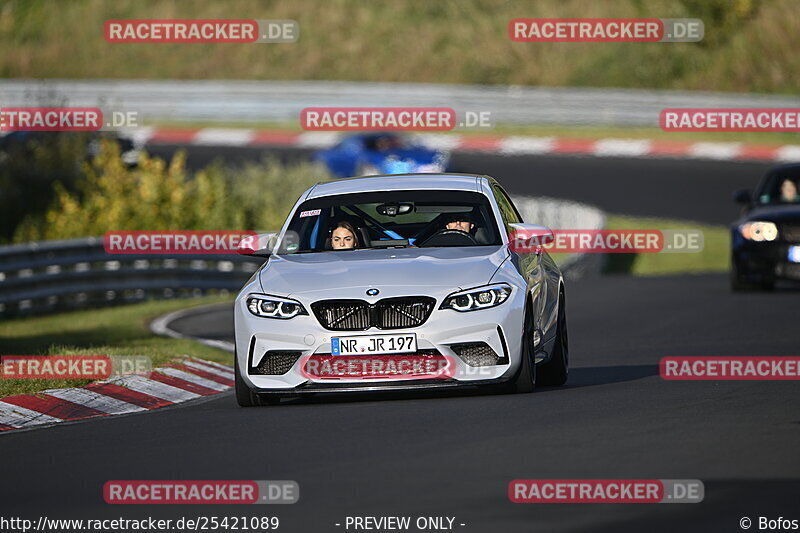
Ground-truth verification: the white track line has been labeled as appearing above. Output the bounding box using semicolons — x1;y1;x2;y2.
193;128;255;146
107;374;199;402
296;131;339;148
499;136;556;155
44;388;146;415
189;357;234;373
688;142;742;160
198;339;236;352
593;138;653;157
183;360;235;380
0;401;62;428
157;368;229;391
776;145;800;162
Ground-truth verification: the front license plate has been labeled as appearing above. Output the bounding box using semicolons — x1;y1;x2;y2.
789;246;800;263
331;333;417;356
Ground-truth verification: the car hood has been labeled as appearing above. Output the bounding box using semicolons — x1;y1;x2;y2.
740;204;800;224
258;246;508;298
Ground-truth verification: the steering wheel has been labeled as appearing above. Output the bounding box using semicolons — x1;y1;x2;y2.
416;229;477;247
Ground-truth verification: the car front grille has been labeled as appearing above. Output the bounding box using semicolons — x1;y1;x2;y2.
250;350;303;375
311;297;436;331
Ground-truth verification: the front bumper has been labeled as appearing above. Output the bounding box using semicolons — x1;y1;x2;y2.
233;280;526;392
733;237;800;281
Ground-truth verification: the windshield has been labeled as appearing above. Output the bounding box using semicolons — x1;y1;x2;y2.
757;170;800;205
281;189;501;253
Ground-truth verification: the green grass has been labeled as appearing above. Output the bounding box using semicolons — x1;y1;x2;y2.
0;296;234;397
605;215;729;276
2;0;799;94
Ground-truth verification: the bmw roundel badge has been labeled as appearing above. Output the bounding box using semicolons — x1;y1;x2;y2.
366;288;380;296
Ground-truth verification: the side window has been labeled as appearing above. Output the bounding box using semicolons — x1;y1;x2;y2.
492;184;521;232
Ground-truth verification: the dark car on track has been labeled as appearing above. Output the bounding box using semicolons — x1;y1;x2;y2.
731;163;800;290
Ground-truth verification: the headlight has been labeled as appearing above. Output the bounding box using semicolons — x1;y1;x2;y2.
440;284;512;312
739;221;778;241
246;294;307;319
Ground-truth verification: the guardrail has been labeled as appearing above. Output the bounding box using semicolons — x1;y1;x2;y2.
2;80;799;127
0;237;263;317
0;197;605;318
515;196;607;280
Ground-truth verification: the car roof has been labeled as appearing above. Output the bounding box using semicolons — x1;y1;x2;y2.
305;173;488;199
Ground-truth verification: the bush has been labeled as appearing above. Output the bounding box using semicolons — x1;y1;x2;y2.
13;141;331;241
0;132;89;243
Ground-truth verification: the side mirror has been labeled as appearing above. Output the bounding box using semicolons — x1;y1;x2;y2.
238;232;279;257
508;223;554;253
734;189;752;204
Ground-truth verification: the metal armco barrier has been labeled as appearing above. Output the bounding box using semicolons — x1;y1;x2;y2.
0;237;263;317
2;80;799;128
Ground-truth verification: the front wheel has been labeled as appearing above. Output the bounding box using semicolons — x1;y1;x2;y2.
234;352;259;407
537;292;569;387
504;305;535;394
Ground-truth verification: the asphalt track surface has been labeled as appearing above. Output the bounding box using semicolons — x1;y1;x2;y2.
2;145;798;532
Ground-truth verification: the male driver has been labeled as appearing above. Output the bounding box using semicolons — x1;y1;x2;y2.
445;213;474;234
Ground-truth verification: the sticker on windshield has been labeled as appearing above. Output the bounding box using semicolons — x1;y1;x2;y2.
299;209;321;218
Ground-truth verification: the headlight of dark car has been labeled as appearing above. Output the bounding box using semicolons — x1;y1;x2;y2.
440;284;512;312
246;294;308;319
739;221;778;241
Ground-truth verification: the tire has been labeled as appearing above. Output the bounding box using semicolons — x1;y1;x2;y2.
234;352;259;407
537;291;569;387
505;304;535;394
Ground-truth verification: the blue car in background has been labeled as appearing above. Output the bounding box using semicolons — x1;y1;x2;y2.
312;132;450;178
